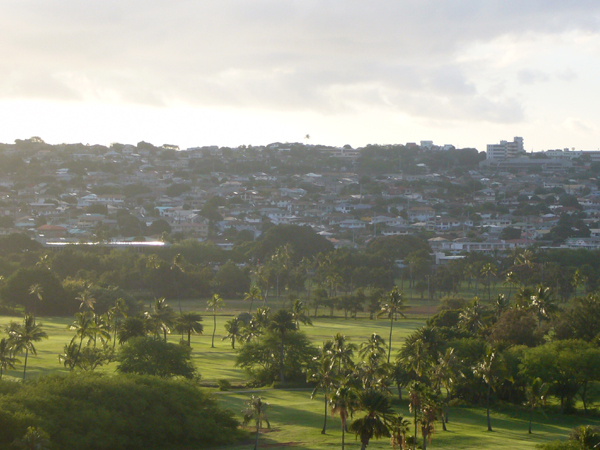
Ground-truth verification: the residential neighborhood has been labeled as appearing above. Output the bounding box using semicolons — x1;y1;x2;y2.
1;136;599;260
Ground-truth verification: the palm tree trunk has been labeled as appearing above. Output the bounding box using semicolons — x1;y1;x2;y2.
321;395;327;434
529;406;533;434
212;313;216;348
254;422;260;450
388;317;394;364
486;382;492;431
414;408;418;450
341;421;345;450
279;335;285;383
188;331;192;347
423;431;427;450
22;348;29;381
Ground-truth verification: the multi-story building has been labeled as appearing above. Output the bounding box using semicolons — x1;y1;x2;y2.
486;137;524;160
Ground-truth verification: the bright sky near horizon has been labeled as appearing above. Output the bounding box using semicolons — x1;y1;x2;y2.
1;1;600;152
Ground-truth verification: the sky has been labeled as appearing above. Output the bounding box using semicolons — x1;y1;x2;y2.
1;0;600;152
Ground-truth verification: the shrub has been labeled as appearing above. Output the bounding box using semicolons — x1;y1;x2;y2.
0;373;242;449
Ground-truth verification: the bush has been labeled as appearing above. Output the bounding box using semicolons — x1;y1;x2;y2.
217;379;232;391
0;373;242;450
117;337;197;378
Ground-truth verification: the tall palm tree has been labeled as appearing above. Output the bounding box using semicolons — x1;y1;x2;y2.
222;317;243;349
268;309;296;383
408;382;425;450
418;392;441;450
349;389;396;450
432;347;463;429
308;341;335;435
76;290;96;311
359;333;387;364
525;377;548;434
480;263;497;302
174;311;203;346
473;348;506;432
378;287;408;363
109;298;128;349
243;395;270;450
68;311;96;359
458;298;487;334
0;337;18;378
207;294;224;348
270;245;292;302
244;285;262;313
330;383;357;450
8;315;48;380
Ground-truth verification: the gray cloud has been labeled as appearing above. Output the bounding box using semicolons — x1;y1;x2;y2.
0;0;599;125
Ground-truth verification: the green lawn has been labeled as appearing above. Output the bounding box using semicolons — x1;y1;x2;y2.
0;301;597;450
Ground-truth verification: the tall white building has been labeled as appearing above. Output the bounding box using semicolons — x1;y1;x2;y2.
486;137;524;160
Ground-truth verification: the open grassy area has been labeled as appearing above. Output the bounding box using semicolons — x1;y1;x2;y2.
0;298;597;449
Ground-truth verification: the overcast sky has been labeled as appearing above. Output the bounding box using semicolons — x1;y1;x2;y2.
1;0;600;152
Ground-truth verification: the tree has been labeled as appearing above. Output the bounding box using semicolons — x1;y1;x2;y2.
116;336;196;378
390;416;412;450
207;294;224;348
12;427;51;450
174;312;203;347
525;377;549;434
0;337;18;378
473;348;506;431
331;332;357;376
308;341;335;434
7;315;48;380
329;383;357;450
480;263;497;302
145;298;174;341
243;396;270;450
268;309;297;383
223;317;243;349
291;299;312;329
349;389;396;450
378;287;408;363
530;285;558;327
118;316;147;344
244;285;262;313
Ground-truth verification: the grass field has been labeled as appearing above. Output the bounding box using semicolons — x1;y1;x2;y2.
0;296;597;450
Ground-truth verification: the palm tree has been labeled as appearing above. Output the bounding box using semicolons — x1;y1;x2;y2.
117;316;147;344
58;341;79;370
331;332;357;375
480;263;497;302
109;298;128;349
390;416;411;450
207;294;224;348
458;298;487;334
530;285;558;326
359;333;387;364
270;245;292;302
222;317;243;349
329;383;357;450
244;285;262;313
174;311;203;346
378;287;408;363
8;315;48;380
525;377;548;434
408;382;425;450
13;426;51;450
418;392;441;450
291;299;312;329
243;395;270;450
68;311;96;359
349;389;396;450
308;342;335;435
432;347;463;429
76;289;96;311
473;348;506;432
145;297;174;341
0;337;18;378
268;309;296;383
493;294;510;319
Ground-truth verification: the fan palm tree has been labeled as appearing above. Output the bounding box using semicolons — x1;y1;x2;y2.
525;377;548;434
378;287;408;363
0;337;18;378
349;389;396;450
8;315;48;380
244;285;262;313
222;317;243;349
117;316;147;344
207;294;224;348
175;311;203;346
268;309;296;383
243;395;270;450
